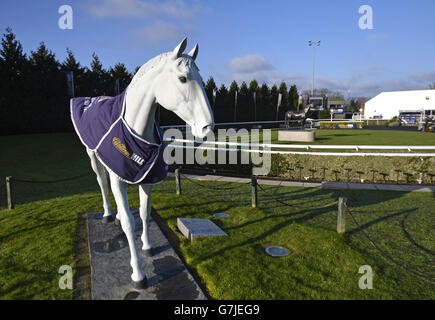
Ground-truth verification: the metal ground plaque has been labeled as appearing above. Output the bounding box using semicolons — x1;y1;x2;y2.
177;218;228;241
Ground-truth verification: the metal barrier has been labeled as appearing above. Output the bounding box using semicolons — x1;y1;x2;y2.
4;172;93;210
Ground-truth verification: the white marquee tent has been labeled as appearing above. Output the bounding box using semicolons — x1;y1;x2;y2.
364;89;435;119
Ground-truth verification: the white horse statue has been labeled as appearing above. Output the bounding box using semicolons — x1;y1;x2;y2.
284;104;314;128
70;38;214;288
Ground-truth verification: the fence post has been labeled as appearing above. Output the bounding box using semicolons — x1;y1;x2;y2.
251;176;258;208
337;197;346;234
175;168;181;195
6;176;14;210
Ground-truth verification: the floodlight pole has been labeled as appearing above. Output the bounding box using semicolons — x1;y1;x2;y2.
308;40;320;97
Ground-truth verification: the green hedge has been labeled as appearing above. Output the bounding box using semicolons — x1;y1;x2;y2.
268;153;435;183
319;122;364;129
364;119;390;126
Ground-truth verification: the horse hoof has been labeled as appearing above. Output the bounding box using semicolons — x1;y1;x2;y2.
143;248;154;257
102;215;115;223
132;278;147;290
114;218;121;226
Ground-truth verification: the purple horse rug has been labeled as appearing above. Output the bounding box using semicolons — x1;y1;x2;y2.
70;91;168;185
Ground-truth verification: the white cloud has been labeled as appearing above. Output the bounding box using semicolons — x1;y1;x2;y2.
85;0;207;44
230;71;302;86
341;78;428;98
87;0;198;22
349;82;381;97
228;55;274;73
222;70;431;97
409;71;435;83
134;20;184;43
222;55;432;98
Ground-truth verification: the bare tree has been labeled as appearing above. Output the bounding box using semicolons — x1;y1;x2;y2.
429;82;435;89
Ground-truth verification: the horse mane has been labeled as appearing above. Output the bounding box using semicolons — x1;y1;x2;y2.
129;52;199;88
304;104;313;113
129;52;171;87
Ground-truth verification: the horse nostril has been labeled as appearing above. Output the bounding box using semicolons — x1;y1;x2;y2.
204;124;214;133
198;125;213;137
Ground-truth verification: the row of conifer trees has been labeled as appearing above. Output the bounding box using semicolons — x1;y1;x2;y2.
0;28;300;135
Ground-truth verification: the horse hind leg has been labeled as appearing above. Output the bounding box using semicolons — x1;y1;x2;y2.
86;149;114;223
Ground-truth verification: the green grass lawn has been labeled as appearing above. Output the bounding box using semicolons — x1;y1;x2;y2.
0;132;434;299
179;127;435;147
285;129;435;146
230;128;435;146
270;129;435;146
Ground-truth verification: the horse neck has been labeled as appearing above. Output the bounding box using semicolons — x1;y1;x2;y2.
124;69;162;143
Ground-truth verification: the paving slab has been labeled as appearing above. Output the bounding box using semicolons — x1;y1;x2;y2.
212;176;247;183
320;182;378;191
257;179;282;186
87;208;207;300
320;182;349;190
177;218;228;241
373;184;407;192
197;174;225;181
303;182;323;188
344;182;378;190
215;177;245;182
399;185;435;192
284;181;306;187
168;172;435;192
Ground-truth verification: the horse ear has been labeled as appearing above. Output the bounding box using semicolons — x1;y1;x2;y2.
172;37;187;59
187;43;199;61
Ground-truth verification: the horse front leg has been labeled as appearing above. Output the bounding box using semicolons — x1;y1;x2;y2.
139;184;153;256
86;149;113;222
109;172;147;289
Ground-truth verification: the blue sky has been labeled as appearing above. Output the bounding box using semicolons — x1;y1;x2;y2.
1;0;434;97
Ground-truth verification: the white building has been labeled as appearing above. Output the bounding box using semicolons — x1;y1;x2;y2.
364;89;435;120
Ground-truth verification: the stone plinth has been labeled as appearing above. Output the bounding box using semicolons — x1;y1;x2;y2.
278;130;315;142
87;209;207;300
177;218;228;241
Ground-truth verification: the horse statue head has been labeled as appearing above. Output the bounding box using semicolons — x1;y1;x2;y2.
126;38;214;139
156;38;213;138
304;104;314;114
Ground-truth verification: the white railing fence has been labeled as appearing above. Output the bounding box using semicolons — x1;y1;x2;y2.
165;138;435;157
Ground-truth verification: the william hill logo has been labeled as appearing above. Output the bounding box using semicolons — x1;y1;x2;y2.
112;137;144;166
337;124;354;128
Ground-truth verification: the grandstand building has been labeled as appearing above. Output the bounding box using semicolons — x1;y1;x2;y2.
364;90;435;122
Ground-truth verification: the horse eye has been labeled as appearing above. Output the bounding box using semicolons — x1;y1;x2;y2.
179;76;187;83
